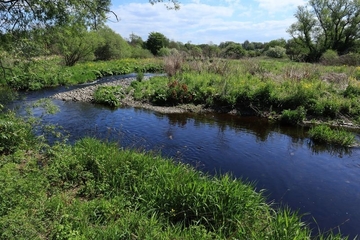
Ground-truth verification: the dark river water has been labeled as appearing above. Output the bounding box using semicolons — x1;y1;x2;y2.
8;74;360;238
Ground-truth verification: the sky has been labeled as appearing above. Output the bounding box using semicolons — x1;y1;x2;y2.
107;0;307;45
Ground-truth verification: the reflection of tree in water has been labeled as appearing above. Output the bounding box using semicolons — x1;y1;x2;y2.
162;111;354;157
167;113;188;127
308;142;353;157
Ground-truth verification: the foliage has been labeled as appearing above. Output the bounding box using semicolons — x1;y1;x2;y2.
158;47;172;56
94;27;132;61
5;58;163;90
0;0;111;32
320;50;339;65
146;32;169;55
308;125;356;146
288;0;360;62
93;86;125;107
50;25;103;66
281;106;307;125
129;58;360;126
0;134;346;239
131;47;154;58
221;43;246;59
0;111;35;154
266;46;287;58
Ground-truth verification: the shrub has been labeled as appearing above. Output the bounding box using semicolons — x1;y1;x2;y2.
158;47;171;57
131;47;153;59
266;46;286;58
0;112;35;154
320;50;339;65
281;106;306;125
93;86;124;107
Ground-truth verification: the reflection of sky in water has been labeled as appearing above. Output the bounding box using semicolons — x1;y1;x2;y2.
9;87;360;239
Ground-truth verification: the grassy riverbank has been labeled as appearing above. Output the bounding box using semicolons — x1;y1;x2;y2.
1;57;163;90
0;111;346;239
130;58;360;127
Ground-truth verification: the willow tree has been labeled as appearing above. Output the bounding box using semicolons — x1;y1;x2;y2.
287;0;360;62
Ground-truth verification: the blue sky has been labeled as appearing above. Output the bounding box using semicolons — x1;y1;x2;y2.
107;0;306;44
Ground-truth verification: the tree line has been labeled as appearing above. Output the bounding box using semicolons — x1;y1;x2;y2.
1;0;360;68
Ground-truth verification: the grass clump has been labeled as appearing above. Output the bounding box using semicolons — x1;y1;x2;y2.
93;85;125;107
308;125;357;147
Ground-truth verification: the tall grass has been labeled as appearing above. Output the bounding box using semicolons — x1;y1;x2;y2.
308;125;356;147
0;136;346;239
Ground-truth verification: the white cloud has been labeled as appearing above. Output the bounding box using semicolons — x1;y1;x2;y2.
107;1;298;44
255;0;306;13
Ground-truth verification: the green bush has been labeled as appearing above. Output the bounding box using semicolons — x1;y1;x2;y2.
266;46;286;58
93;86;124;107
0;112;35;154
281;106;306;125
320;49;339;65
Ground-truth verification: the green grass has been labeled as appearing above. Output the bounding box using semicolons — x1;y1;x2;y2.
308;125;357;147
0;111;348;239
3;58;163;90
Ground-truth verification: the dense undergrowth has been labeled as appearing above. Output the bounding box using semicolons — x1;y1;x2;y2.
0;110;347;239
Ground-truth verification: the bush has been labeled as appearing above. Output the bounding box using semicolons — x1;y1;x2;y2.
281;106;306;125
158;47;171;57
0;112;35;154
93;86;124;107
266;46;286;58
131;47;153;58
320;50;339;65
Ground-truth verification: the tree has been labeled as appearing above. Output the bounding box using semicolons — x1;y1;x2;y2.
0;0;112;32
146;32;169;55
94;27;131;60
221;43;246;59
288;0;360;62
149;0;180;9
128;33;144;48
50;25;103;66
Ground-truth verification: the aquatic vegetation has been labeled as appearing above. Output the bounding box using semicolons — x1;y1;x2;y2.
308;125;356;147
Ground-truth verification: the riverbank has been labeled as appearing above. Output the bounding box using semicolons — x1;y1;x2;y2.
0;111;346;239
50;74;359;132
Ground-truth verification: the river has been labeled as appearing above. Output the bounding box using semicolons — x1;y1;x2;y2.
8;75;360;238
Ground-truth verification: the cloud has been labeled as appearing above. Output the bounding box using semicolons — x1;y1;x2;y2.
255;0;306;13
107;1;297;44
